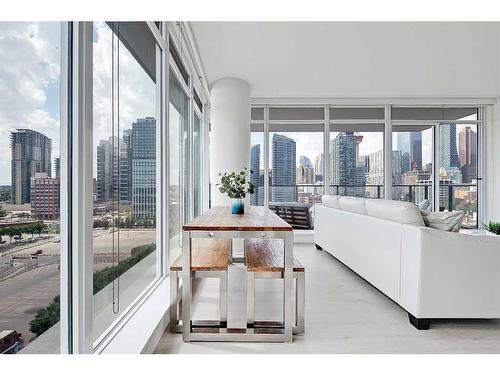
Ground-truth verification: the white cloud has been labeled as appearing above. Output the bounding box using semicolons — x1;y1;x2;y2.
0;22;60;185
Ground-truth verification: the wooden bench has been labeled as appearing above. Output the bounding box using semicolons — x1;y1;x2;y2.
170;238;231;332
244;238;305;335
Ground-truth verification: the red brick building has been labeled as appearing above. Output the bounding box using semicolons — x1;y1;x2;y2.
30;173;60;220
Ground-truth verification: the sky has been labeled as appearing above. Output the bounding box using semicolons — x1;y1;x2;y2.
0;22;61;185
0;22;157;186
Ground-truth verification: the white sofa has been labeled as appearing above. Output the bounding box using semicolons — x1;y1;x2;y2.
314;195;500;329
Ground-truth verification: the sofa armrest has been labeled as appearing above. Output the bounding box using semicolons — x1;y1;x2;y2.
401;225;500;318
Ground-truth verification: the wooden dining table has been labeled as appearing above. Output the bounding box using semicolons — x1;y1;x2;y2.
181;205;294;342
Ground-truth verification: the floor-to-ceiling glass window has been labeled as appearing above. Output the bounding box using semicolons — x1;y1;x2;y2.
268;107;325;206
193;97;202;217
391;125;434;204
250;108;265;206
329;108;385;198
0;22;62;353
92;22;160;344
391;107;480;228
439;121;479;228
168;70;189;261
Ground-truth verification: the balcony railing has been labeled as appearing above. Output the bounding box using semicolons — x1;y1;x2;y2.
251;183;478;228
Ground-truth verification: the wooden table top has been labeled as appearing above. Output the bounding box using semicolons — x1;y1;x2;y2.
183;206;293;232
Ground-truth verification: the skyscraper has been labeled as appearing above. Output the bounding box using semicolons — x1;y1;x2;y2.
397;132;422;171
96;137;115;202
121;129;133;201
410;132;422;171
96;133;132;204
132;117;156;221
299;155;312;168
250;144;262;205
330;132;364;193
459;126;478;183
271;134;296;202
54;157;60;178
11;129;52;205
297;155;314;184
440;124;460;170
314;153;324;183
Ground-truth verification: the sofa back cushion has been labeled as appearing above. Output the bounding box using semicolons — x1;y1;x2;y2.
338;196;367;215
321;195;342;209
365;199;425;226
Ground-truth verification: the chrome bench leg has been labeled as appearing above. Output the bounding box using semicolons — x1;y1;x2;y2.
170;271;179;332
246;271;255;329
296;272;305;335
220;271;228;328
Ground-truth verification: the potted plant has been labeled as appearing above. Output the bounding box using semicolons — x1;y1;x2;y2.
484;221;500;235
216;168;255;214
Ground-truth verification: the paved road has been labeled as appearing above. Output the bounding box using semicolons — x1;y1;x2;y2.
0;263;59;345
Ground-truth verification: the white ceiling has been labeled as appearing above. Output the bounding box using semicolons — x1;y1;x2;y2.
190;22;500;99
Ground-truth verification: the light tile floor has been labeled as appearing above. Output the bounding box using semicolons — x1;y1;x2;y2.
154;244;500;354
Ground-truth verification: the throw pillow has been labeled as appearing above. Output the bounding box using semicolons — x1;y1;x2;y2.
420;210;465;232
418;199;431;211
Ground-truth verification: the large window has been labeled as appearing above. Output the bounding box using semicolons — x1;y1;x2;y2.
251;105;484;229
329;123;384;198
0;22;61;353
168;70;189;260
269;124;324;204
193;113;202;217
92;22;160;344
392;125;434;204
250;120;264;206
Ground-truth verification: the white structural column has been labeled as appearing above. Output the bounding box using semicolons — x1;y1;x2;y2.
210;78;251;206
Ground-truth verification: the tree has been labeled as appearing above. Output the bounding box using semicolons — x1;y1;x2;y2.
0;205;7;219
34;222;47;237
29;296;60;336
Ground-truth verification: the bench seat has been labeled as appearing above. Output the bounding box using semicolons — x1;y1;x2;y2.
170;238;231;271
244;238;304;272
244;238;305;334
170;238;231;332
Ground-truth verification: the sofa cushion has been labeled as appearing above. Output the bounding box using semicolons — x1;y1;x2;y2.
420;210;465;232
365;199;425;226
321;195;342;209
338;196;367;215
418;199;431;211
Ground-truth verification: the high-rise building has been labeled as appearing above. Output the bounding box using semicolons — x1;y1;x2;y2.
397;132;422;171
297;155;314;184
250;144;263;205
11;129;52;205
296;165;315;184
314;153;324;183
132;117;156;221
410;132;422;171
96;137;114;202
459;126;477;183
121;129;133;201
364;150;402;189
271;134;296;202
96;134;131;203
299;155;312;168
54;157;60;178
30;173;60;220
440;124;460;170
330;132;364;192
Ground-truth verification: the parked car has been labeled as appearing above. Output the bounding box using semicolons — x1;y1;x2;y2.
0;330;23;354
